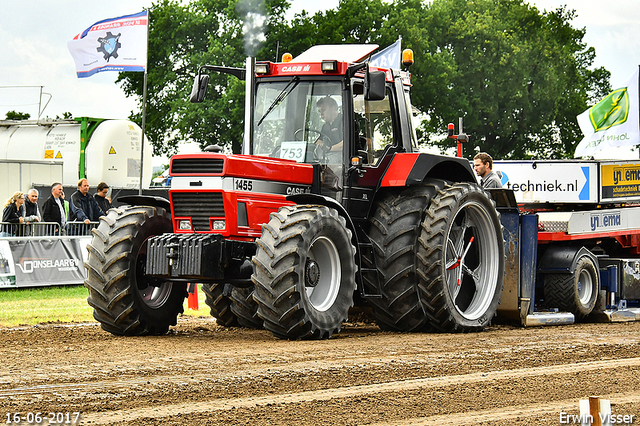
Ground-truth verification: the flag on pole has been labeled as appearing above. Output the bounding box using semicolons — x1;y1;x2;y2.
574;68;640;157
67;11;148;78
370;39;402;70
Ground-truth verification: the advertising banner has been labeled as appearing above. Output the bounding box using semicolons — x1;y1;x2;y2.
0;240;16;288
493;161;598;204
7;239;88;288
600;160;640;202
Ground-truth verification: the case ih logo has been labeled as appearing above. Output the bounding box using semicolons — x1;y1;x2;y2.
96;32;121;62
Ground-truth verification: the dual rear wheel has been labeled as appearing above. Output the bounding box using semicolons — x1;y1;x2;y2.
368;182;505;332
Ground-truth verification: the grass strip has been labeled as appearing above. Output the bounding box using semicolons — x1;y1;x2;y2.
0;284;208;327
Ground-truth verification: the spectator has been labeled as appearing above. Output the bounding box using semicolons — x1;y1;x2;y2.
23;188;42;223
2;192;25;236
473;152;503;189
68;178;104;224
94;182;113;214
42;182;67;230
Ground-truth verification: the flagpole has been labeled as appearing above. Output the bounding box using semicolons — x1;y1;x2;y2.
138;10;149;195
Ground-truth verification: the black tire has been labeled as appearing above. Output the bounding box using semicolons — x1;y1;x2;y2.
417;183;504;332
229;285;263;329
544;256;599;320
84;206;187;336
252;205;356;339
202;283;240;327
366;184;442;331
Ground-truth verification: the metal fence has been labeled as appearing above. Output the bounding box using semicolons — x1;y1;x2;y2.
0;221;99;237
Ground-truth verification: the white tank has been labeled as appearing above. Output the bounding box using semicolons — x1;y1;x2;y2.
0;119;153;189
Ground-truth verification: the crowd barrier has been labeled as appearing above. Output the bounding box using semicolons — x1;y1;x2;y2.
0;221;98;289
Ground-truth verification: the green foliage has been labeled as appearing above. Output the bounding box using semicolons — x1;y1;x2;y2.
117;0;610;160
5;110;30;120
398;0;611;159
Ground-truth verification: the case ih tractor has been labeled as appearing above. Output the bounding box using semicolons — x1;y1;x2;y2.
84;45;505;339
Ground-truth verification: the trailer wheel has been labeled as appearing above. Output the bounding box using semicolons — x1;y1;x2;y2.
252;205;356;339
84;206;187;336
544;256;599;320
202;283;240;327
229;285;263;329
366;184;442;331
418;183;504;332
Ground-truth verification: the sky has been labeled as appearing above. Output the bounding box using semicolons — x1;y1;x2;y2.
1;0;639;133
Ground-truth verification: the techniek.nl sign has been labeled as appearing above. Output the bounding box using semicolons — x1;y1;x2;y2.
492;161;598;204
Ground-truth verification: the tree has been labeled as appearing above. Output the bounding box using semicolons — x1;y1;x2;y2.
117;0;289;157
394;0;611;159
5;111;30;120
117;0;610;160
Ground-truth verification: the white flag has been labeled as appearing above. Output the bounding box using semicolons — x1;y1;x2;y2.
370;39;401;70
68;11;148;78
574;68;640;157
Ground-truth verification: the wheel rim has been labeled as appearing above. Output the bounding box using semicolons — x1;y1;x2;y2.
305;236;341;312
577;269;593;306
444;200;500;320
136;248;173;309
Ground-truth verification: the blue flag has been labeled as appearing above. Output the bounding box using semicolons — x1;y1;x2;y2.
370;39;401;70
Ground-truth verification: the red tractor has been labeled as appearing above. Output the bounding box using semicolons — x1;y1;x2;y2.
84;45;504;339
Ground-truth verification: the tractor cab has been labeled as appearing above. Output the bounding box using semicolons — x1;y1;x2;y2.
191;44;419;202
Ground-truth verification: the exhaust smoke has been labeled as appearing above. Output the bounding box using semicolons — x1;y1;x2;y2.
236;0;267;57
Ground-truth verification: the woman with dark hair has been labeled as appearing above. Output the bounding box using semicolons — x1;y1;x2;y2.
2;192;25;236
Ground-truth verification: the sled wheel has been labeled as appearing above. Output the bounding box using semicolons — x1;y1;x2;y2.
366;184;442;331
418;183;504;332
202;283;240;327
84;206;187;336
252;205;356;339
544;255;599;320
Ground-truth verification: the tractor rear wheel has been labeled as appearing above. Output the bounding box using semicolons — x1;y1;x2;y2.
252;205;356;339
202;283;240;327
229;285;263;329
84;206;187;336
366;184;441;331
417;183;504;332
544;255;599;320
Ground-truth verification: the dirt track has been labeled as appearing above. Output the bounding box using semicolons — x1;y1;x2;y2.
1;316;639;425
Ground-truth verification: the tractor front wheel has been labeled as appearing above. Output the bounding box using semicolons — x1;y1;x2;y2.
252;205;356;339
84;206;187;336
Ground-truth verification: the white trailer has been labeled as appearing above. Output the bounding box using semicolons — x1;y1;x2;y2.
0;117;153;194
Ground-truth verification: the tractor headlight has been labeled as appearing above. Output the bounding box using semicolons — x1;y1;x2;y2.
212;220;226;230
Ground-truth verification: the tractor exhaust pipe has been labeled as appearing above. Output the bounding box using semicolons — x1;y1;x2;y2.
243;56;255;155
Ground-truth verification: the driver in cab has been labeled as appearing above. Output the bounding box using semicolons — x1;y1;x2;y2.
316;96;343;153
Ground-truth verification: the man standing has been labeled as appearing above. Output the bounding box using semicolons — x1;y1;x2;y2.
42;183;67;232
23;188;41;223
94;182;113;214
69;178;105;224
473;152;502;189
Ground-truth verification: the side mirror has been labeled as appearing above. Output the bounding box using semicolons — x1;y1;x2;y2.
365;69;386;101
189;74;210;103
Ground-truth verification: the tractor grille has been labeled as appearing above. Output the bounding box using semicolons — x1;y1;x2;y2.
171;192;225;232
171;157;224;174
